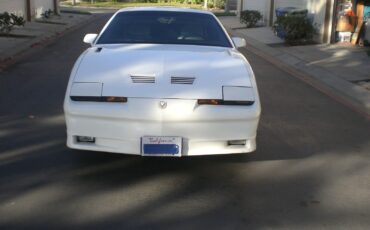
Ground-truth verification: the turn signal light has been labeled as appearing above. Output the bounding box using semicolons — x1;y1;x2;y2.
197;99;221;105
228;140;247;146
105;97;127;102
71;96;127;102
197;99;254;106
76;136;95;143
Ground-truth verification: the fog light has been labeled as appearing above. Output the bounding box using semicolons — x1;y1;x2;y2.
76;136;95;143
227;140;246;146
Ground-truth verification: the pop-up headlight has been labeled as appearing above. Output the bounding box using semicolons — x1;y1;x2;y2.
197;86;254;106
70;83;127;103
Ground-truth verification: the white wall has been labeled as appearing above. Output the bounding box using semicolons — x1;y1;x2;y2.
0;0;56;19
0;0;27;17
239;0;330;43
275;0;327;42
242;0;271;26
33;0;54;18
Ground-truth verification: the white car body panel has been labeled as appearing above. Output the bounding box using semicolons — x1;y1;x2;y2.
74;45;252;99
64;7;261;156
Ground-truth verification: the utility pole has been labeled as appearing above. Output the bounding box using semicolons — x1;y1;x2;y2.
72;0;76;5
204;0;208;9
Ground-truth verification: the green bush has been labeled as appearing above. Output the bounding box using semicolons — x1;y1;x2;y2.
0;12;25;34
240;10;262;28
214;0;225;9
274;14;316;43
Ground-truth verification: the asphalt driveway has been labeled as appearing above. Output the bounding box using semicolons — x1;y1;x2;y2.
0;13;369;230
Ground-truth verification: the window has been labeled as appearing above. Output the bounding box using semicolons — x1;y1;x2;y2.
97;11;232;48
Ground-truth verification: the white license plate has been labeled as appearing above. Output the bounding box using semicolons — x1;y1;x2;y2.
141;136;182;157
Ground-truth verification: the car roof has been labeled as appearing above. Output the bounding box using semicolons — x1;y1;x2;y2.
117;7;214;15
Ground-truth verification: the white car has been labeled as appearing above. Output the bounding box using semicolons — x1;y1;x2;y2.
64;7;261;157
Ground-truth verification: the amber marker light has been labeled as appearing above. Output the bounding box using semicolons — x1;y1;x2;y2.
197;99;254;106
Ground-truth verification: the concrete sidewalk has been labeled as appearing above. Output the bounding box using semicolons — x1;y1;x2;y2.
219;16;370;116
0;10;95;69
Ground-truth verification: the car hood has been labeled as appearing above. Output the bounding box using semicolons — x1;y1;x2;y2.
73;44;252;99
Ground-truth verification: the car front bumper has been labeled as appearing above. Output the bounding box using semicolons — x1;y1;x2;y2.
64;98;261;156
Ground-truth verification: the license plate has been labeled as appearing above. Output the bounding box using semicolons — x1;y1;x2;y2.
141;136;182;157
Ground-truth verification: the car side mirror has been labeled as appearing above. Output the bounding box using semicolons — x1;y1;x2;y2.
83;33;98;45
232;37;246;48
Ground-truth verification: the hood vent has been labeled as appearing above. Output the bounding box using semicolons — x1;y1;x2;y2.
131;75;155;83
171;76;195;85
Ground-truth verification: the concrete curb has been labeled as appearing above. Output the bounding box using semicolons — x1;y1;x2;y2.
230;29;370;118
0;13;101;71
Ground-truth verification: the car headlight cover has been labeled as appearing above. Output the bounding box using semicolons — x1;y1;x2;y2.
222;86;254;102
197;86;254;106
70;82;102;97
70;82;127;103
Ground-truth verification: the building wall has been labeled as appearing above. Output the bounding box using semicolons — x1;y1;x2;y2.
275;0;327;42
33;0;55;18
0;0;27;17
240;0;330;43
0;0;56;19
242;0;271;25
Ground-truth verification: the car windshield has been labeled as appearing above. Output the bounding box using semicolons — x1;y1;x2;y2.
97;11;232;47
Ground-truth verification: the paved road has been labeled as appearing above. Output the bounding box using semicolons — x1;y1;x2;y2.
0;14;369;230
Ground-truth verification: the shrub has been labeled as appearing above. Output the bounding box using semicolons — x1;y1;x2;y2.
214;0;225;9
274;14;316;43
41;9;54;19
0;12;25;34
240;10;262;28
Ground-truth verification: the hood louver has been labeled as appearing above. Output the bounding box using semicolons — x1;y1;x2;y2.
131;75;156;83
171;76;195;85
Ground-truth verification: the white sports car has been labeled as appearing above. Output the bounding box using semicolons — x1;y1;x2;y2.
64;7;261;157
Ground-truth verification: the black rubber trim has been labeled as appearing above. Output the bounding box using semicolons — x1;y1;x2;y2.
70;96;127;102
221;100;255;106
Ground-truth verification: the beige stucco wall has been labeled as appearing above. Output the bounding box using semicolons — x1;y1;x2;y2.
0;0;27;17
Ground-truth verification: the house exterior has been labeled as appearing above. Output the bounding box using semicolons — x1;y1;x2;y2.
0;0;59;21
237;0;335;43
